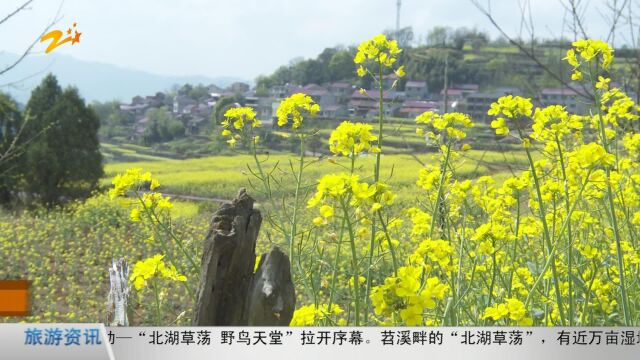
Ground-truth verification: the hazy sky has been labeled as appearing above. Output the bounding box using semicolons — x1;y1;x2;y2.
0;0;627;81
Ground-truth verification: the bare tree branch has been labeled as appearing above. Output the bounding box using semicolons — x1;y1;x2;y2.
0;1;63;77
0;57;54;89
471;0;592;100
0;1;64;168
601;0;629;44
560;0;590;39
0;0;33;27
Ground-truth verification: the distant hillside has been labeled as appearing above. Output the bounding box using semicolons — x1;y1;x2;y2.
0;53;246;104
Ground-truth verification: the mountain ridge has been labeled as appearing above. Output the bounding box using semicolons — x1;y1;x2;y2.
0;52;247;104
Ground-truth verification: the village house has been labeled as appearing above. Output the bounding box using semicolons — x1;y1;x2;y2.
173;95;198;114
348;89;404;119
144;92;167;108
440;88;466;102
269;84;302;99
119;102;148;117
297;84;348;118
398;100;439;118
440;84;479;100
226;82;251;94
328;82;353;102
382;73;400;89
540;87;586;114
465;87;522;123
119;93;171;122
175;102;211;135
256;97;277;123
404;81;428;100
297;84;332;102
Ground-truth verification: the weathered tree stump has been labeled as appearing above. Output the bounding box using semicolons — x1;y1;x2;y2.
192;188;295;325
106;258;130;326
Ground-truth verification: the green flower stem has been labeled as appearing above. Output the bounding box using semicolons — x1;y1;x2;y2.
376;212;398;273
525;167;593;310
252;136;315;305
289;134;306;261
516;127;566;325
507;195;521;297
483;240;498;326
375;59;384;180
326;216;346;322
152;279;162;326
333;151;356;322
453;208;468;325
135;192;196;301
429;141;452;239
580;262;601;325
251;139;287;235
555;135;575;325
364;58;386;324
250;140;274;202
340;198;360;326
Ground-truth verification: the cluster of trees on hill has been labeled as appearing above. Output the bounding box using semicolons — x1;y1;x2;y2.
142;108;185;144
0;74;103;207
254;26;581;94
94;83;218;145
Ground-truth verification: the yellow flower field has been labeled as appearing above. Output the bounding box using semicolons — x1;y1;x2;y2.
2;36;640;327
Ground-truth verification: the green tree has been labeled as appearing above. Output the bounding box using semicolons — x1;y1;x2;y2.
143;107;184;145
22;74;103;206
426;26;451;47
386;26;414;48
0;93;23;204
405;49;465;93
188;84;209;100
91;100;127;139
328;49;355;82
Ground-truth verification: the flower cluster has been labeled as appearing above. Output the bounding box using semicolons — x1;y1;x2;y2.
371;266;449;326
571;142;615;169
624;133;640;159
129;192;173;222
289;304;344;326
354;34;403;78
531;105;583;142
220;107;262;148
481;298;533;326
416;165;443;192
328;121;379;156
307;173;396;224
109;168;159;199
415;111;474;141
488;95;533;136
109;169;172;222
129;254;187;290
409;238;454;271
564;39;614;80
599;87;640;127
276;93;320;129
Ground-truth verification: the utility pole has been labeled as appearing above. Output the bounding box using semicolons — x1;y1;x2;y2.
443;52;449;114
396;0;401;34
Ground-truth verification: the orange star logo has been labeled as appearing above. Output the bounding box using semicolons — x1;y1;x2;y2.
40;22;82;54
72;31;82;45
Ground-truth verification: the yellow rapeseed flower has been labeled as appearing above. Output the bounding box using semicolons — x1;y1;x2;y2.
328;121;379;156
354;34;401;70
276;93;320;129
129;254;187;290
